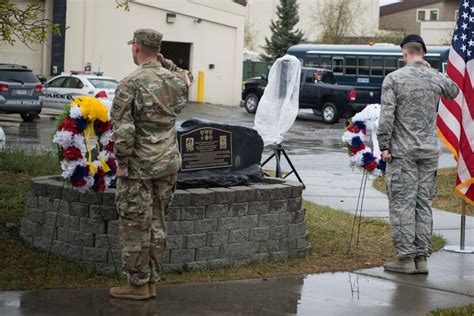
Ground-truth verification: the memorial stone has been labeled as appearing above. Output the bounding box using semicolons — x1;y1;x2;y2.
177;118;264;188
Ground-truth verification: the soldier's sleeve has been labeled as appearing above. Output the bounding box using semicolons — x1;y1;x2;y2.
162;58;193;87
438;72;460;100
377;75;397;151
111;80;136;169
161;58;179;72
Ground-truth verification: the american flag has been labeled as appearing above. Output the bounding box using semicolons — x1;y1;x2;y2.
436;0;474;206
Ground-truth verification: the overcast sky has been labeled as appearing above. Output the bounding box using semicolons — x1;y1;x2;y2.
380;0;402;6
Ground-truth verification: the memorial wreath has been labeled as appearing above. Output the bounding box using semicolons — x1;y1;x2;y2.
341;104;386;177
52;97;117;192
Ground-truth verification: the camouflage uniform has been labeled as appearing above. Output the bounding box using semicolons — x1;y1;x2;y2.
377;61;459;259
112;29;188;286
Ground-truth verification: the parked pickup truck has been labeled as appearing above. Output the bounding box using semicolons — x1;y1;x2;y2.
241;68;381;124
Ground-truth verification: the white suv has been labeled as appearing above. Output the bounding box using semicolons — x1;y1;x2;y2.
43;72;118;110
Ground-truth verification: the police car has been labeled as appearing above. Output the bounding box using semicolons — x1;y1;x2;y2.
43;72;118;110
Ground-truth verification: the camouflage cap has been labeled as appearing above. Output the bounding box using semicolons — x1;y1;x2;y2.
127;29;163;48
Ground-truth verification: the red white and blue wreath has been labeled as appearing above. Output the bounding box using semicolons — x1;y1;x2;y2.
52;97;117;192
342;103;386;177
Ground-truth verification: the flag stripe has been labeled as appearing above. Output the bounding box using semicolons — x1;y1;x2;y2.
436;0;474;207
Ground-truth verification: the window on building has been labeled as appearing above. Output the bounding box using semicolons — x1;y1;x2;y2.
332;57;344;74
371;57;383;77
417;10;426;21
345;57;357;75
358;57;370;76
305;55;320;67
384;58;397;76
430;10;439;21
417;9;439;22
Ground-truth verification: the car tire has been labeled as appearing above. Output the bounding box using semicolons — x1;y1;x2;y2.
244;93;260;113
321;102;340;124
20;113;36;122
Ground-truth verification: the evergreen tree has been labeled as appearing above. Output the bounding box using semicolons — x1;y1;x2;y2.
260;0;305;62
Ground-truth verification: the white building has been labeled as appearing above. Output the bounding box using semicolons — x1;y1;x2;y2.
245;0;380;52
0;0;247;106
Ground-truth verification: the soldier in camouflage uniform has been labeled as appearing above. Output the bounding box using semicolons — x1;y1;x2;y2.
377;34;459;274
109;29;190;300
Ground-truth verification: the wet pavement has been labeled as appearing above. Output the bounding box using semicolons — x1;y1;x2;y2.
0;104;473;315
0;103;346;155
1;272;472;316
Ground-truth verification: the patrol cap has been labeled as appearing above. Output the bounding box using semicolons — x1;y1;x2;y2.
400;34;427;54
127;29;163;48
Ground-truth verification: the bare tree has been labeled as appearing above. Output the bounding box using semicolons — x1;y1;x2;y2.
244;21;259;51
313;0;361;44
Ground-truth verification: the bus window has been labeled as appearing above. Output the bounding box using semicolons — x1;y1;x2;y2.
371;57;383;77
321;56;332;70
426;58;440;71
442;62;447;73
346;57;357;75
305;55;320;67
398;58;405;69
358;57;370;76
384;58;397;76
332;57;344;74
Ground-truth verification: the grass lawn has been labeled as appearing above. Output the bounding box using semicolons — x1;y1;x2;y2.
428;304;474;316
373;168;473;216
0;148;445;290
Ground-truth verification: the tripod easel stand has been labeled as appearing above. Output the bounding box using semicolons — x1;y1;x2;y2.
261;143;305;189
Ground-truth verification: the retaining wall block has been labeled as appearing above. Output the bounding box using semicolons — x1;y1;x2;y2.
209;187;235;204
170;190;192;207
205;204;228;219
89;205;119;221
269;200;288;213
182;206;205;220
80;218;106;234
229;229;249;244
187;188;215;206
231;186;256;203
186;233;207;249
82;247;108;263
228;203;248;217
170;249;195;264
248;201;269;215
217;217;239;231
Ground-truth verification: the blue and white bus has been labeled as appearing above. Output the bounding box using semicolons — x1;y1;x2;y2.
287;44;450;88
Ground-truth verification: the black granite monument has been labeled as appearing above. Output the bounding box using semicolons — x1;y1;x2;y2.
177;118;264;188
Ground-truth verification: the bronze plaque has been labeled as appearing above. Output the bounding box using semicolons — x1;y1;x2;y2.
180;127;232;171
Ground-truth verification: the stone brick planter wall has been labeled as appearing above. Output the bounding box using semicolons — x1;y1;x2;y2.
20;176;310;275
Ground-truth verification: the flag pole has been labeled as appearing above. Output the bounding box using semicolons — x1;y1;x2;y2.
460;201;466;250
444;201;474;254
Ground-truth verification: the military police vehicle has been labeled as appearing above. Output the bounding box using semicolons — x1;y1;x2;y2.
43;72;118;110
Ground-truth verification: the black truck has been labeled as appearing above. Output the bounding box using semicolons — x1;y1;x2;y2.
241;68;381;124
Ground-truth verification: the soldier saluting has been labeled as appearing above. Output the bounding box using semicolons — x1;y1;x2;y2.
377;34;459;274
110;29;190;299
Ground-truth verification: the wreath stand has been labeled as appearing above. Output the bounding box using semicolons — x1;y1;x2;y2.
346;138;374;256
261;143;305;189
347;168;370;255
